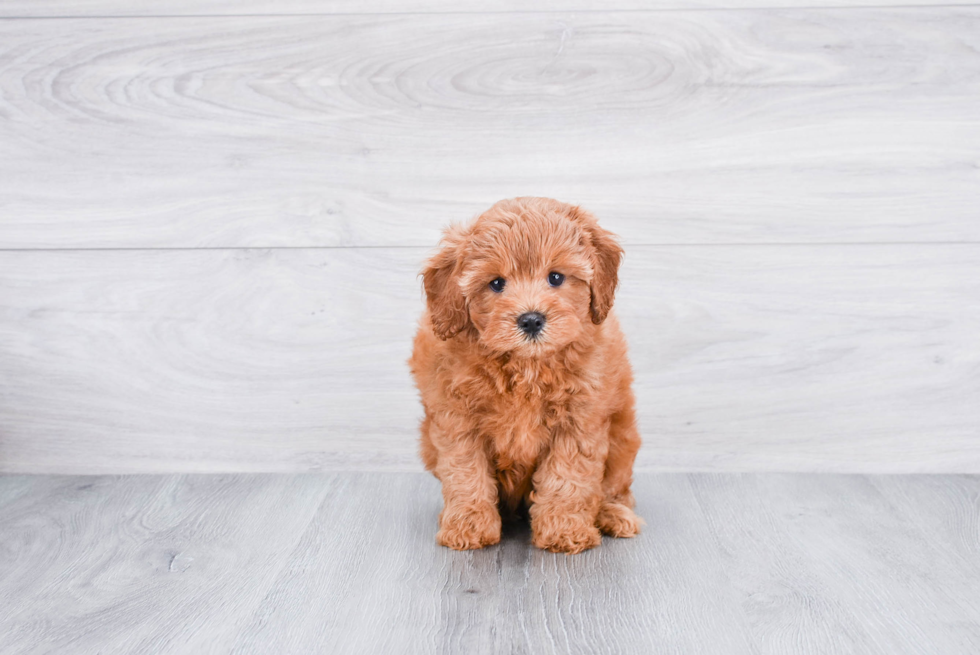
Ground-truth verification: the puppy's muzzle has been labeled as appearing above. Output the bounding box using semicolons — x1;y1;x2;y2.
517;312;546;338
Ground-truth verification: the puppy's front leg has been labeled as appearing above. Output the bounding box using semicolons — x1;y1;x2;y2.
433;431;501;550
529;428;607;554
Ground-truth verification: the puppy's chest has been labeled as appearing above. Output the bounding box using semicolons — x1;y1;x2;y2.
481;390;564;468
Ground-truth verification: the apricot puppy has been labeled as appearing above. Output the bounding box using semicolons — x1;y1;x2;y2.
409;197;642;554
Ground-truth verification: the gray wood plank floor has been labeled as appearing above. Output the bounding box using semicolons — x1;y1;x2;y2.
1;473;978;654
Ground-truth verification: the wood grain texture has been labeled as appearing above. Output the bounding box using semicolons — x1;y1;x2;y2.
689;473;980;653
0;474;334;655
871;475;980;579
2;9;979;248
1;472;979;654
1;245;977;474
232;473;759;655
0;0;966;17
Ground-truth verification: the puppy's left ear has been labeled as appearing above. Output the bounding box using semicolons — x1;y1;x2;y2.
421;223;472;340
570;207;624;325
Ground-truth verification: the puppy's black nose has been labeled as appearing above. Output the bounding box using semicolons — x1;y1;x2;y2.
517;311;546;337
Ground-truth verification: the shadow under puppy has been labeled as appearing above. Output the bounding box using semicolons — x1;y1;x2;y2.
409;197;642;554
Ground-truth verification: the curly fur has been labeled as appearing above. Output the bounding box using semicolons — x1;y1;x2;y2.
409;197;642;554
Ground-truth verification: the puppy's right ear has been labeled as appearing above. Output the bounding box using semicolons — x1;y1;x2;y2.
422;224;470;340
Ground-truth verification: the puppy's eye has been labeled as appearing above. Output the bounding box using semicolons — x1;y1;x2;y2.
548;272;565;287
489;277;506;293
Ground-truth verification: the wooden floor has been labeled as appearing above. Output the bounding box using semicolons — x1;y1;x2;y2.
1;472;978;654
3;3;976;651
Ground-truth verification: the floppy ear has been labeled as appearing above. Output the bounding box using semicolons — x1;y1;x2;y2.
421;224;471;340
570;207;624;324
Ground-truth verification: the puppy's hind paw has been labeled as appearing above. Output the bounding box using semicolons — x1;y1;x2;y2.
597;502;643;538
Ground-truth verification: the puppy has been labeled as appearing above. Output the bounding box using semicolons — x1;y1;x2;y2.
409;197;641;554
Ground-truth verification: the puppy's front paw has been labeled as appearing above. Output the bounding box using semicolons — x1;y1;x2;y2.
597;502;643;538
531;512;602;554
437;504;502;551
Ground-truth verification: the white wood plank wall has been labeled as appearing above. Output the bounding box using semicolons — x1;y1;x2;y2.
0;1;965;17
1;3;978;473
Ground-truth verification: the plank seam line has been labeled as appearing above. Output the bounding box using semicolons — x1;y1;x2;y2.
0;241;979;252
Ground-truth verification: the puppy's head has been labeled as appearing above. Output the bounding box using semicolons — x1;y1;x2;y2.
422;197;623;357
